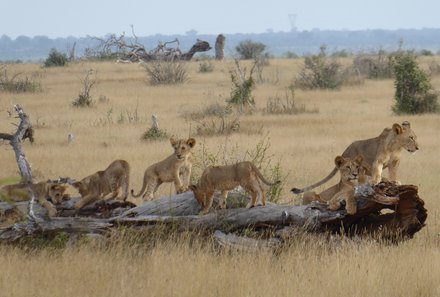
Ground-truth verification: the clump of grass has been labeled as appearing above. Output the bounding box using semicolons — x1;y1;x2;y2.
142;126;169;141
0;66;42;93
263;88;319;115
143;60;188;85
198;60;214;73
182;103;241;137
141;114;169;140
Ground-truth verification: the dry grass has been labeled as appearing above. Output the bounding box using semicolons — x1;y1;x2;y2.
1;57;440;296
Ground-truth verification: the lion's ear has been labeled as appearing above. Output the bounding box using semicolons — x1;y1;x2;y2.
392;123;403;135
334;156;346;168
50;184;65;191
170;137;177;146
354;154;363;165
401;121;411;129
72;181;81;189
187;138;196;148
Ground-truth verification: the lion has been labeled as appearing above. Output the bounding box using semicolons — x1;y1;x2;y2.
302;155;364;215
0;181;69;217
291;121;419;194
130;137;196;202
189;161;280;215
72;159;130;210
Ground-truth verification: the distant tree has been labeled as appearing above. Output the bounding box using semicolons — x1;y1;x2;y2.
44;48;68;67
391;51;439;114
235;40;266;60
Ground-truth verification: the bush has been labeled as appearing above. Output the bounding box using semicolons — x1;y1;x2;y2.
72;69;97;108
0;66;42;93
391;52;439;114
143;60;188;85
235;40;266;60
295;45;343;90
227;59;256;112
44;48;68;67
352;50;393;79
142;127;168;141
263;89;319;115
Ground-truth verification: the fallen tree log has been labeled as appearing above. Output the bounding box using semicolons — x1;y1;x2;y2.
0;182;427;242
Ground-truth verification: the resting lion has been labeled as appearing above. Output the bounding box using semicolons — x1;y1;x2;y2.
292;121;419;194
0;181;69;217
302;155;364;215
130;137;196;202
72;159;130;210
189;161;280;215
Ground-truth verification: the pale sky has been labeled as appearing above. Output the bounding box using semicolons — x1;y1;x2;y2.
2;0;440;38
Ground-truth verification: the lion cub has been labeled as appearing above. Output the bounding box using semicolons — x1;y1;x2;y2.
72;159;130;210
301;155;364;215
0;181;69;217
189;161;280;215
130;137;196;203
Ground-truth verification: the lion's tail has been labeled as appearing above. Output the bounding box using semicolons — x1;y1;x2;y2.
291;167;338;194
251;163;281;186
130;172;147;198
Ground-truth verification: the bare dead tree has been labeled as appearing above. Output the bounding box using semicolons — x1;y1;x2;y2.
87;29;211;62
0;105;39;221
215;34;226;60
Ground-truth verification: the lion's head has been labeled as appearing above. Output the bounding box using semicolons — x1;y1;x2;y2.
170;137;196;161
392;121;419;154
47;183;69;204
188;184;207;207
334;154;363;182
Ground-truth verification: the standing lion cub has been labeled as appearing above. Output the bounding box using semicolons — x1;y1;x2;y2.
130;137;196;203
189;161;280;215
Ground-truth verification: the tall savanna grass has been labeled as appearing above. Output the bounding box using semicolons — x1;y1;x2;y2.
0;57;439;296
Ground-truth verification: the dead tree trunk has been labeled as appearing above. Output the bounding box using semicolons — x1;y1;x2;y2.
0;182;427;242
215;34;225;60
0;105;39;221
0;105;34;183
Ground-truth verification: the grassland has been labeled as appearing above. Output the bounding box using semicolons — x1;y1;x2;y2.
0;58;439;296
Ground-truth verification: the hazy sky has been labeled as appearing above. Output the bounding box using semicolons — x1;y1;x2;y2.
2;0;440;38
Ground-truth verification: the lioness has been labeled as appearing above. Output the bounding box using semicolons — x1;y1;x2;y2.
130;137;196;202
0;181;69;217
292;121;419;194
72;159;130;210
302;155;364;215
189;161;280;215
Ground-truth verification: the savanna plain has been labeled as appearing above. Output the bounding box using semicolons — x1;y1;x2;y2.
0;58;440;297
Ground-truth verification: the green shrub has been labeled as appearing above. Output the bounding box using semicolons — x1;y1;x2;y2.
143;60;188;85
235;40;266;60
295;45;343;90
142;127;168;141
227;60;256;112
44;48;68;67
391;52;439;114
